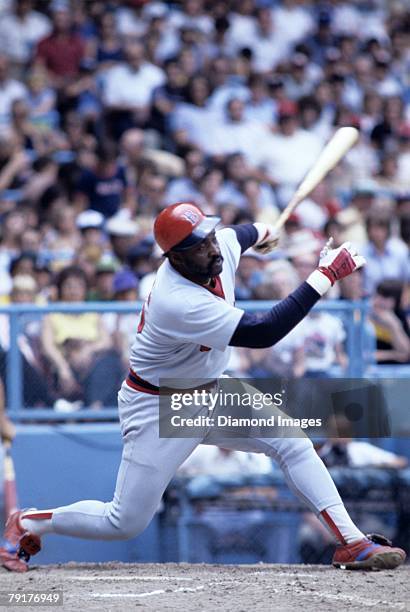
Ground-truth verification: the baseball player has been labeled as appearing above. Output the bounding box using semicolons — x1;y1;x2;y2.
0;203;405;572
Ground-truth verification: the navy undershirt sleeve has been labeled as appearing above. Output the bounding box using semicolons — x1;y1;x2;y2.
229;282;321;348
231;224;259;253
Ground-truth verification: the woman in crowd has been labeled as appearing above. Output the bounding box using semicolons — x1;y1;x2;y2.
41;266;123;408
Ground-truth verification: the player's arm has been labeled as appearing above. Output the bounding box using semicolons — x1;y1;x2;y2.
230;241;366;349
231;223;280;254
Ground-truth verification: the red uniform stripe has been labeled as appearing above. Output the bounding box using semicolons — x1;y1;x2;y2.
22;511;53;520
321;510;346;545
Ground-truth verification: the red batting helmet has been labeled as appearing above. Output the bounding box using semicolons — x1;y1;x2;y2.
154;203;220;253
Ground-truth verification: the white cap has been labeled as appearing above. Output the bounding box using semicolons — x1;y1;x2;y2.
106;213;139;237
12;275;37;293
76;210;104;230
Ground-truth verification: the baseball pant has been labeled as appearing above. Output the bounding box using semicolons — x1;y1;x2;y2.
50;381;346;540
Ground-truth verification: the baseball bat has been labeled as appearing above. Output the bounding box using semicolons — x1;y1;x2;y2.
274;127;359;230
3;440;19;519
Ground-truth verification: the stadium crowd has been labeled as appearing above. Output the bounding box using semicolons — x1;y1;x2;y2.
0;0;409;407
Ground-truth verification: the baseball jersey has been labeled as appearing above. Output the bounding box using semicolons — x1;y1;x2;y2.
129;228;245;386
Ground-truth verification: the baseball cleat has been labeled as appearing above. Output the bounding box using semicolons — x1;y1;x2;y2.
333;533;406;570
0;509;41;572
0;541;28;573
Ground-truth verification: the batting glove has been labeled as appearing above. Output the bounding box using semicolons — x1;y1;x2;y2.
253;223;281;254
307;238;366;296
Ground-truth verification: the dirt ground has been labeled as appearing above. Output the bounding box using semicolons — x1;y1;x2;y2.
0;562;408;612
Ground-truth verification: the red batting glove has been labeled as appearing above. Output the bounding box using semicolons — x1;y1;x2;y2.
318;239;366;285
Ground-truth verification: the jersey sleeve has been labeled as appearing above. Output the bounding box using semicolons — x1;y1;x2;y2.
216;227;242;270
164;291;244;351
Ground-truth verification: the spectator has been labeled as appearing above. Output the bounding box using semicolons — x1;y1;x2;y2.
0;54;27;133
397;193;410;248
120;128;146;185
284;53;317;101
0;275;53;407
0;0;51;68
76;209;106;251
371;95;406;152
25;67;58;131
126;238;158;282
257;100;323;208
301;311;348;377
318;414;408;469
87;255;119;303
210;97;270;164
105;213;140;264
235;252;265;301
298;95;329;142
102;39;165;139
0;209;28;298
216;152;278;219
34;1;86;86
40;266;122;408
397;126;410;189
103;268;139;371
272;0;314;49
244;73;277;128
336;183;377;247
151;57;188;137
178;445;273;478
165;146;206;204
170;73;218;154
369;280;410;365
42;203;81;272
372;153;402;196
245;7;290;74
362;214;409;294
86;10;124;71
138;173;167;216
74;142;134;218
206;55;249;116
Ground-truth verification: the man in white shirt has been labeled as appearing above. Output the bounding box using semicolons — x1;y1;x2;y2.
0;0;51;66
102;40;165;138
208;97;271;164
257;100;323;208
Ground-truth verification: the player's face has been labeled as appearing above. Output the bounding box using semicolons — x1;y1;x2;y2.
175;231;224;281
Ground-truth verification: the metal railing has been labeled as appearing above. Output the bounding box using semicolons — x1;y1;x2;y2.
0;300;369;422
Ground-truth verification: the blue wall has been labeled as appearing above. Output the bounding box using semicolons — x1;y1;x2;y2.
10;424;160;564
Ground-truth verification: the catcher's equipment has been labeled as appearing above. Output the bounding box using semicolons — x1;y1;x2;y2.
154;202;220;253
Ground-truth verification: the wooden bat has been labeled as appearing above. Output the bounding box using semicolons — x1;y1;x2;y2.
3;440;19;519
273;127;359;230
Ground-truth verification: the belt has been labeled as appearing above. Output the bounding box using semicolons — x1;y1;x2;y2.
125;368;217;396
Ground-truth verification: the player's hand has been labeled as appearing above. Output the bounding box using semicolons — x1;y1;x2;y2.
253;223;280;254
318;239;366;285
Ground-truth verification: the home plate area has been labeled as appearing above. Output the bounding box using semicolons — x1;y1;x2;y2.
1;562;408;611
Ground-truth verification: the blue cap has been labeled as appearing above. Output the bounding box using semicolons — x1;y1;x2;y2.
113;269;138;294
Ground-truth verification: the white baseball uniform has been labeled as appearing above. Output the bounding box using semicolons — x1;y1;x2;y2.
25;228;364;547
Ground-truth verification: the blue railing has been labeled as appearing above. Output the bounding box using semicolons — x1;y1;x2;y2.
0;300;369;421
